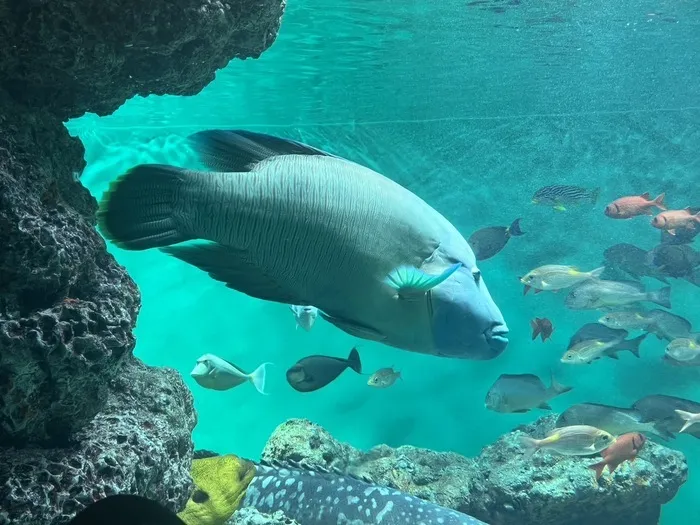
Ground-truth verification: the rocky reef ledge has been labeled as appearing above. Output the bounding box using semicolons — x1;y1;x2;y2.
0;1;285;524
245;416;687;525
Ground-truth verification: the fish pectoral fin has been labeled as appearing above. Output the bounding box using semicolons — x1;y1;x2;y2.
538;403;553;410
384;263;462;298
512;409;530;413
319;312;387;342
554;205;567;211
160;242;302;304
187;129;335;172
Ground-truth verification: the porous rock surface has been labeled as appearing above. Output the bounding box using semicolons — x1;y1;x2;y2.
0;0;285;521
260;416;688;525
0;359;197;525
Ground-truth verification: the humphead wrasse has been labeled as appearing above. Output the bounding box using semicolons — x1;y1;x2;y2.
97;130;509;360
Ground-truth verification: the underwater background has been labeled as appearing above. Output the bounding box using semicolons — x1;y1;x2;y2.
65;1;699;523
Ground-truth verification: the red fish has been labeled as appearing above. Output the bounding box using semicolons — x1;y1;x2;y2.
652;208;700;235
589;432;646;480
604;192;666;219
530;318;554;342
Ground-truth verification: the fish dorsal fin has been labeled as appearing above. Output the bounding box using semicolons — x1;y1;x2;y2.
188;129;336;172
641;192;650;199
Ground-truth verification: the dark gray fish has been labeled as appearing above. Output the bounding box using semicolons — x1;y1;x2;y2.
485;372;572;413
531;185;600;211
556;403;673;440
568;323;628;347
646;243;700;283
603;243;668;284
633;395;700;438
646;309;693;341
286;347;362;392
468;218;525;261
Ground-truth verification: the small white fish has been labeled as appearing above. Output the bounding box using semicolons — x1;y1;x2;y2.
519;425;615;457
190;353;271;394
675;409;700;433
289;305;319;332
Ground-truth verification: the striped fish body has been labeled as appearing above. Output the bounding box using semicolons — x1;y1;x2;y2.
532;185;599;209
243;464;488;525
99;131;508;359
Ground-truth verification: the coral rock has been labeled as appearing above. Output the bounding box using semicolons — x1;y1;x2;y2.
261;416;688;525
227;508;301;525
0;358;196;525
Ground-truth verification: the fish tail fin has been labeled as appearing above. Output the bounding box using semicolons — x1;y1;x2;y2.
97;164;194;250
650;286;672;309
518;435;540;458
507;218;525;237
588;266;605;279
654;192;667;210
628;333;648;358
549;371;573;396
590;187;601;204
249;362;273;395
531;319;541;340
589;460;607;480
675;409;699;433
347;347;362;374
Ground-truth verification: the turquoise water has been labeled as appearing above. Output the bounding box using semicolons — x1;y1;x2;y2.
66;0;700;522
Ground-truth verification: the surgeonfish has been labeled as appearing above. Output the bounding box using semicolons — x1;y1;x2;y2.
289;304;319;331
467;218;524;261
190;353;271;394
286;347;362;392
97;129;508;360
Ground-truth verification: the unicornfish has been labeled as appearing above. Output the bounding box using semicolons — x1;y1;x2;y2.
97;129;509;359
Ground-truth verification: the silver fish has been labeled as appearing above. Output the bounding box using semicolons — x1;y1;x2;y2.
289;304;319;332
190;353;271;394
97;130;508;360
565;279;671;310
485;372;572;413
556;403;672;440
665;338;700;362
519;425;614;457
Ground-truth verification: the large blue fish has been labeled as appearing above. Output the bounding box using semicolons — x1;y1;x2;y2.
97;130;508;359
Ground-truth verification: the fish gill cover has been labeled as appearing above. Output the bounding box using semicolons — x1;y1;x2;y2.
56;0;700;524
